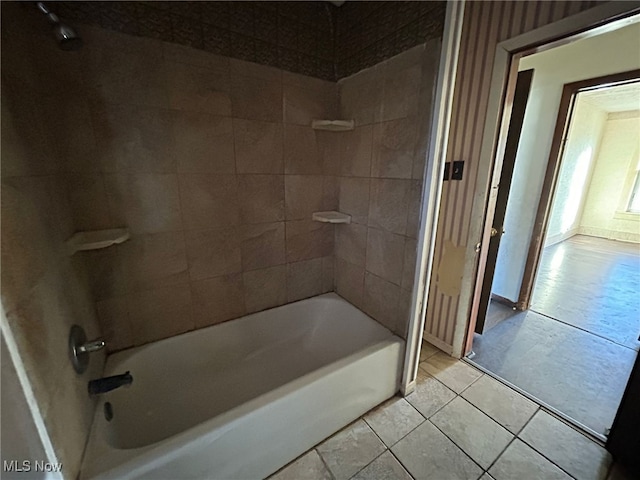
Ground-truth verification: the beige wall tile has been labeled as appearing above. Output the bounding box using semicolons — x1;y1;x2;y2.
185;227;242;280
40;96;97;174
339;177;370;225
173;112;235;173
178;174;239;230
162;42;229;72
317;130;343;176
335;223;367;267
191;273;245;328
83;48;168;109
284;125;323;174
406;180;423;239
283;79;338;126
165;62;231;115
230;58;282;82
287;258;323;302
402;238;418;292
231;75;282;122
363;272;401;333
241;222;286;271
322;256;335;293
396;289;412;339
128;284;194;345
96;297;132;352
105;173;182;234
115;231;189;293
285;220;334;263
83;249;123;301
243;265;287;313
66;174;112;231
341;126;373;177
335;257;365;309
1;178;61;312
92;104;175;173
380;63;421;122
238;175;285;224
323;176;340;211
372;117;418;179
339;69;383;126
366;227;405;286
234;118;283;174
368;178;411;235
82;24;163;59
285;175;324;221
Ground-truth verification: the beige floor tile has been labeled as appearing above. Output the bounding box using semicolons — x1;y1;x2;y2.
351;451;413;480
431;397;513;470
406;368;456;418
317;420;386;480
519;410;612;480
270;450;332;480
421;352;483;393
461;375;538;434
391;421;483;480
419;341;440;361
489;439;572;480
480;474;496;480
364;397;425;447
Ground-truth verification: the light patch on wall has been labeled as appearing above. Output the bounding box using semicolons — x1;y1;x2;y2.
436;240;466;296
561;146;592;233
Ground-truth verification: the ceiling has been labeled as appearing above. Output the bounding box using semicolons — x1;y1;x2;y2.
580;82;640;113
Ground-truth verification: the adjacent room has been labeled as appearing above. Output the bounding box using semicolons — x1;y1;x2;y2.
470;25;640;439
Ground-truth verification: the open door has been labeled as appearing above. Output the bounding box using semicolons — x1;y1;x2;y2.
607;350;640;476
474;69;534;333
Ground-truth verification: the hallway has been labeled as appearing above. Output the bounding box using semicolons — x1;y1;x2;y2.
470;236;640;437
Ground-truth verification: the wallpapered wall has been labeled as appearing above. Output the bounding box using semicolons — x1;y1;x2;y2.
49;1;445;81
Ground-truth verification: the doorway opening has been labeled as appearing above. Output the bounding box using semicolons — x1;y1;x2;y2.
465;20;640;443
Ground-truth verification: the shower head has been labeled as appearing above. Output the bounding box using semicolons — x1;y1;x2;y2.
36;2;83;51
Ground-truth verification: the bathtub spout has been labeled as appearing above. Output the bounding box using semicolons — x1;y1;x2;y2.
88;371;133;396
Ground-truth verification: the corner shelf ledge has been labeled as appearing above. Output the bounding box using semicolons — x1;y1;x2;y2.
312;211;352;224
311;119;355;131
66;228;130;254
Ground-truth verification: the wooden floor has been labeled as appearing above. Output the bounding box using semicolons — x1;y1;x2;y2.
471;235;640;437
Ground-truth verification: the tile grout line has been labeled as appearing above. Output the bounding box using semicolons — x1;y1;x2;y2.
314;448;337;480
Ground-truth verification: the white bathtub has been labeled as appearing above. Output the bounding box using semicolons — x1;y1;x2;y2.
80;293;404;479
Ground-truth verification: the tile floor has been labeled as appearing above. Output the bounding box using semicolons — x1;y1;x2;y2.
270;342;633;480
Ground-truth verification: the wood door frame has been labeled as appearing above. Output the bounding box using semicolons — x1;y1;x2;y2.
517;69;640;311
458;4;640;356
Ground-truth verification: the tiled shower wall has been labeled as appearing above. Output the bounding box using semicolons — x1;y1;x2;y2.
333;42;440;338
52;1;446;81
70;25;340;351
1;4;104;478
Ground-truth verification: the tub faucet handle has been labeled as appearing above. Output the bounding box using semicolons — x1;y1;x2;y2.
77;339;105;354
69;324;105;374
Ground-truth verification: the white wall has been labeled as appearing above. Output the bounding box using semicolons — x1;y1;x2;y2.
579;111;640;242
545;98;607;246
492;22;640;302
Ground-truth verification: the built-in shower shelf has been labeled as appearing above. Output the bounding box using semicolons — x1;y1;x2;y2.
312;211;352;224
66;228;130;254
311;120;355;131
